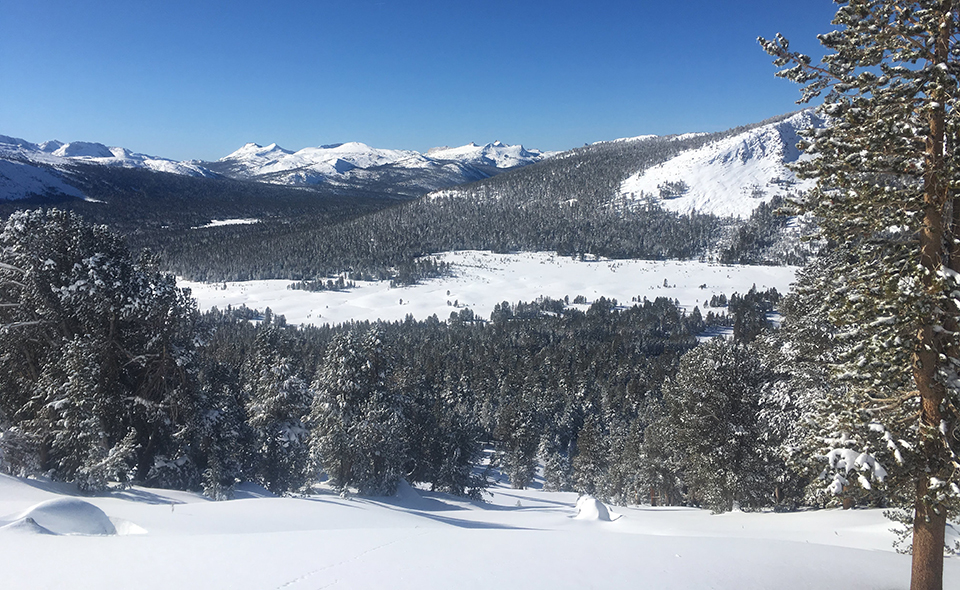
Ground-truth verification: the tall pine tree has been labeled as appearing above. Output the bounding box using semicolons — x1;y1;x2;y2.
761;3;960;587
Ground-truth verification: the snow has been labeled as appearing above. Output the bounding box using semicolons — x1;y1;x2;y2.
53;141;114;158
425;141;552;168
220;141;424;180
0;473;954;589
180;251;798;327
8;498;117;535
217;140;551;186
0;159;85;200
620;111;824;217
192;218;260;229
0;135;218;189
574;495;614;521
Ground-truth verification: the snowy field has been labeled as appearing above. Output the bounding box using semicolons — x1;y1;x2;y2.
180;251;798;326
1;473;957;589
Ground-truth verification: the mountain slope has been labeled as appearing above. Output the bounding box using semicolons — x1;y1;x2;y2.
619;110;823;217
0;136;216;193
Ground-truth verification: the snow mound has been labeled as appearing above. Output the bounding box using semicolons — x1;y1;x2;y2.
391;479;429;508
0;517;55;535
575;495;612;521
232;482;277;499
11;498;117;535
110;517;148;535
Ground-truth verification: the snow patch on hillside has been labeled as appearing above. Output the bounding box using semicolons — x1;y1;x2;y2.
193;218;260;229
0;159;84;200
620;111;823;217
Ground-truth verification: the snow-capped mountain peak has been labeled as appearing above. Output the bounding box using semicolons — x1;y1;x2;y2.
210;139;551;189
424;141;550;169
53;141;114;158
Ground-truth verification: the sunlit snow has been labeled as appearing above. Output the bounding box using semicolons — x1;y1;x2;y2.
0;472;953;589
180;251;798;326
620;111;823;217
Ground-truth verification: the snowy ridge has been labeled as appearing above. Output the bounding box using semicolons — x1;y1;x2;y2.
214;139;549;187
425;140;553;168
0;135;218;197
619;111;824;217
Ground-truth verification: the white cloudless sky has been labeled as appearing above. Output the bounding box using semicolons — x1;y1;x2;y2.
0;0;839;161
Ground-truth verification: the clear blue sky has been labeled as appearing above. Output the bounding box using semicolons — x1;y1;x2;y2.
1;1;839;161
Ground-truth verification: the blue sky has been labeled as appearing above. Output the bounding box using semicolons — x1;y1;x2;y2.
1;1;838;161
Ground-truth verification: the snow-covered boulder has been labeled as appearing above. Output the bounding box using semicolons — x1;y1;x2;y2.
575;495;612;521
8;498;117;535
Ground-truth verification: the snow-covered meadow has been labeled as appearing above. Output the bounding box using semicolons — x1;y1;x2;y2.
1;472;956;589
180;250;798;327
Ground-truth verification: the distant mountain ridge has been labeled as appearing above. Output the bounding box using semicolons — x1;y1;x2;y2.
202;139;552;193
0;134;551;201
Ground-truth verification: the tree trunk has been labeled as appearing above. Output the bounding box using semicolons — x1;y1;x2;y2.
911;477;947;590
910;10;952;590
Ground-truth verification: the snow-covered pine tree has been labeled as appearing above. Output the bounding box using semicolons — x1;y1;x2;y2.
198;363;250;500
0;209;202;488
762;250;891;510
571;415;609;496
26;335;136;490
661;338;777;512
243;325;312;495
309;328;406;495
761;4;960;587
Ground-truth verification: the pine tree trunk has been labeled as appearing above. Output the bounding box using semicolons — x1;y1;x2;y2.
911;475;947;590
910;12;952;589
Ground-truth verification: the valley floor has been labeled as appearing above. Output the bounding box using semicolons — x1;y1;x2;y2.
1;473;957;589
180;251;798;326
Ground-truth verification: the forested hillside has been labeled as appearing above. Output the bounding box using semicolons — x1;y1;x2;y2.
1;209;804;507
159;114;817;282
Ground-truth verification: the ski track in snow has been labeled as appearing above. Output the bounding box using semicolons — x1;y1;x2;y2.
275;530;431;589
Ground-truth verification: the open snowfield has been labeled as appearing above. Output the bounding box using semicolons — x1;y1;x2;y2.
180;251;798;326
1;473;956;589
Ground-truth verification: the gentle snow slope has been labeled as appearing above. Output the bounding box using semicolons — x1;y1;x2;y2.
0;473;956;589
180;251;798;327
620;110;823;217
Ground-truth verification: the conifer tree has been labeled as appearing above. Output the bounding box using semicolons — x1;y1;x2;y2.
243;325;312;494
761;4;960;587
310;328;406;495
0;209;202;488
661;339;775;512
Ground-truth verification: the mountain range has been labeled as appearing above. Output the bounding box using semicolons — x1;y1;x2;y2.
0;135;552;201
